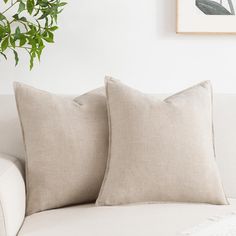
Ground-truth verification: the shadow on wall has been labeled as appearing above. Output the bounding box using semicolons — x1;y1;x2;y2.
156;0;177;37
0;96;25;160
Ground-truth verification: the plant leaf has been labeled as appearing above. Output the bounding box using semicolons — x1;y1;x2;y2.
27;0;35;15
48;26;58;31
30;51;36;70
14;26;21;40
38;12;49;20
0;13;6;21
1;37;8;52
43;31;54;43
13;50;19;66
12;14;19;20
59;2;67;7
20;17;27;22
18;2;26;14
10;36;16;48
19;35;27;46
36;44;45;60
0;52;7;60
0;26;6;40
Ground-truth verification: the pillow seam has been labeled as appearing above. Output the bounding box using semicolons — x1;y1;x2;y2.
96;78;112;205
210;83;229;205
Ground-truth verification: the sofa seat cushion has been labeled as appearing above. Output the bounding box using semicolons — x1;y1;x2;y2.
18;199;236;236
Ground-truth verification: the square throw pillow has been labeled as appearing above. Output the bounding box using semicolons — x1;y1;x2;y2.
14;83;108;215
96;77;227;206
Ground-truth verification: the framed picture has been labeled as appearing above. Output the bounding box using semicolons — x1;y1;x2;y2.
177;0;236;34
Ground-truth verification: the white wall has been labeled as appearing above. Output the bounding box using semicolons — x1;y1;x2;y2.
1;0;236;95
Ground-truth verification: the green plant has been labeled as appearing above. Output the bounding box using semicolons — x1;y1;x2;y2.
0;0;67;69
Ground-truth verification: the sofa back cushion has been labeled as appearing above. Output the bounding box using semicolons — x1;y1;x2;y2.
14;83;108;215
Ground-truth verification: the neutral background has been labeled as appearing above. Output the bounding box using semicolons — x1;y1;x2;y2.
1;0;236;94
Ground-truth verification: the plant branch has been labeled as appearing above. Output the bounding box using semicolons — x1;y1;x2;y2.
0;0;67;69
2;1;18;14
15;46;31;49
9;19;15;25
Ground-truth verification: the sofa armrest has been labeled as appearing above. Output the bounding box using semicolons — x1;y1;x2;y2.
0;153;26;236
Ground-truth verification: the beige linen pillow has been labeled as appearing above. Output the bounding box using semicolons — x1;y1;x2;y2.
14;83;108;215
96;78;227;206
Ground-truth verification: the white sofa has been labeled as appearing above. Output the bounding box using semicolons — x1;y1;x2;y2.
0;94;236;236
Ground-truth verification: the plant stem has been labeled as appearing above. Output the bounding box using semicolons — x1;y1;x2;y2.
2;1;18;14
0;45;31;54
9;46;32;50
16;46;31;49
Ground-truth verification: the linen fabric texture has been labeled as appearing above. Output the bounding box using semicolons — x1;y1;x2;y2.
96;78;227;206
14;83;108;215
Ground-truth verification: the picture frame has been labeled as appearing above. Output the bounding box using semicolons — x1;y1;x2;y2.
177;0;236;34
